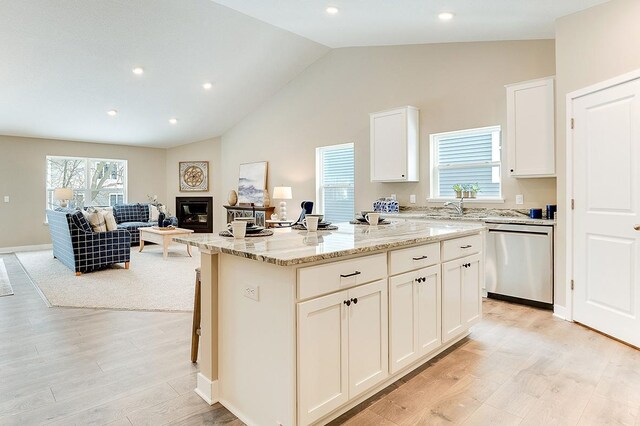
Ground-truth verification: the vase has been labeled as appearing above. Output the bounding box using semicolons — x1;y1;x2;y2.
228;190;238;206
163;218;172;227
157;212;165;227
455;191;463;199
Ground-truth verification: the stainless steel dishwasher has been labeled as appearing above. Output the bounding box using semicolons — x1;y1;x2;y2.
485;223;554;309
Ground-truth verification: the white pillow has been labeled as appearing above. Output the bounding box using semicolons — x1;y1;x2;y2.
82;209;107;232
149;204;159;222
102;209;118;231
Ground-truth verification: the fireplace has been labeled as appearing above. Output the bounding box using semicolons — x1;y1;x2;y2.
176;197;213;233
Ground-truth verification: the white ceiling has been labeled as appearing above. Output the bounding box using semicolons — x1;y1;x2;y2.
213;0;609;48
0;0;328;147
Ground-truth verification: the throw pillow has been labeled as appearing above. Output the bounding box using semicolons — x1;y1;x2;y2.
149;204;159;222
82;209;107;233
102;209;118;231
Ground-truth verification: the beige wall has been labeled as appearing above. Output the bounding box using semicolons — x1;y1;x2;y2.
0;135;167;249
215;40;557;231
554;0;640;307
165;137;222;224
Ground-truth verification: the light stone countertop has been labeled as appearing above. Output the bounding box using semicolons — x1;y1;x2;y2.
174;221;485;266
384;207;556;226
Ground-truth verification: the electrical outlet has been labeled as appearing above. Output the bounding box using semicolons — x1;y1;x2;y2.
3;196;9;203
243;284;259;301
409;194;416;204
515;194;524;205
390;194;397;200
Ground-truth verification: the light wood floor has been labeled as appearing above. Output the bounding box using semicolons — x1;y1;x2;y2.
2;253;640;425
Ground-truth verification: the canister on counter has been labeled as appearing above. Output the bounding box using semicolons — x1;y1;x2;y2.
529;208;543;219
546;204;557;220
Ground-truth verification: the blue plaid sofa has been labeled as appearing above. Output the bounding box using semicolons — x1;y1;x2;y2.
46;209;131;275
112;203;177;245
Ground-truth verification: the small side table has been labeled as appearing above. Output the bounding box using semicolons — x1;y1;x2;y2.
265;220;294;228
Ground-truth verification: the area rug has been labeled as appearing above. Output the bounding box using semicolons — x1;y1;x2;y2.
0;259;13;297
16;247;199;311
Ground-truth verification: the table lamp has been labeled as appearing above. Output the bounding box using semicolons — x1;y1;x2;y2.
54;188;73;208
272;186;292;220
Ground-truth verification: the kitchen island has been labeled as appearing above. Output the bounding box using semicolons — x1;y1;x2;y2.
175;220;486;426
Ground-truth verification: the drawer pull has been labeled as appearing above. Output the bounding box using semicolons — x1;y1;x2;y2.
460;245;472;249
351;297;358;305
412;255;429;261
343;299;351;306
340;271;361;278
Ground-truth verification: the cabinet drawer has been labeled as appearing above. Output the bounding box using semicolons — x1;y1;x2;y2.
389;243;440;275
442;234;481;261
298;253;387;300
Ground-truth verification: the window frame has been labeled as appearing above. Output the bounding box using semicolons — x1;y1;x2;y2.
315;142;355;222
428;125;504;203
45;155;128;209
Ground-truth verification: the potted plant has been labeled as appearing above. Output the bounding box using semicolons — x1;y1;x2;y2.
462;184;472;198
469;183;480;199
452;184;464;199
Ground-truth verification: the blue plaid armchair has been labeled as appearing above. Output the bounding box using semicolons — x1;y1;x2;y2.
46;209;131;275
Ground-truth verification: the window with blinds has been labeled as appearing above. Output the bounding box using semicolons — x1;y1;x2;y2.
430;126;502;199
316;143;355;223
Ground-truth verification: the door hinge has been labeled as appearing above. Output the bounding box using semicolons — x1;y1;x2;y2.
571;199;575;210
571;118;575;129
571;280;574;290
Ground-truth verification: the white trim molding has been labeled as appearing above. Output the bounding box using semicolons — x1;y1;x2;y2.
195;373;219;406
0;244;52;254
553;304;568;321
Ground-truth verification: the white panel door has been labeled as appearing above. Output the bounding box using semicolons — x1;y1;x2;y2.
442;258;464;343
572;78;640;347
347;279;389;398
297;290;349;425
417;265;442;356
461;254;482;328
371;110;407;181
389;271;420;373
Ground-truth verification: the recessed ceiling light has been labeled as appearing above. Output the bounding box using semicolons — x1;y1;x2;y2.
438;12;454;21
169;118;178;125
132;67;144;75
326;6;339;14
107;109;118;116
203;82;213;90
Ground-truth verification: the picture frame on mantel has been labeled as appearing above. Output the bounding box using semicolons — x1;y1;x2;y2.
179;161;209;192
238;161;268;206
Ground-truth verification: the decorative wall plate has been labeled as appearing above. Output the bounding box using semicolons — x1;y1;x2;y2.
179;161;209;192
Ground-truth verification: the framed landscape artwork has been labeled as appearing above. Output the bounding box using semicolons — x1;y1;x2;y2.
238;161;268;205
179;161;209;192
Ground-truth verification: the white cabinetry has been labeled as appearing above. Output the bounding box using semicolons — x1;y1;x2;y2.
389;264;441;373
370;106;419;182
298;280;388;425
442;254;482;343
506;77;555;177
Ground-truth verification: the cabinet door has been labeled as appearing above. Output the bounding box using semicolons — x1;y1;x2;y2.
347;279;389;397
507;77;555;177
370;109;407;181
417;265;441;356
462;254;482;328
298;291;349;425
442;258;465;343
389;271;420;373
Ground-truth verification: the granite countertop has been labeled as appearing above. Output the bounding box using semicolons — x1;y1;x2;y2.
174;221;485;266
384;207;556;226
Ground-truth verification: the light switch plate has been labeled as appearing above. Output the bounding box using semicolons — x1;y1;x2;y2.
3;196;9;203
515;194;524;205
409;194;416;204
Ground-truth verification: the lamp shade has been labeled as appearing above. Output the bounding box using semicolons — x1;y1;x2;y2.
54;188;73;201
272;186;292;200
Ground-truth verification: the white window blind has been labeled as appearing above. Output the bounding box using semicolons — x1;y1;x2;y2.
316;143;355;223
430;126;502;199
46;156;128;209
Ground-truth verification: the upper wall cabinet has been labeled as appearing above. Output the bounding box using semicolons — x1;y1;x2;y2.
506;77;555;178
370;106;419;182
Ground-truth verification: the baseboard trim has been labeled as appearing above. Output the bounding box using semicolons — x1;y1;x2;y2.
195;373;219;406
553;304;568;321
0;244;52;254
219;398;256;426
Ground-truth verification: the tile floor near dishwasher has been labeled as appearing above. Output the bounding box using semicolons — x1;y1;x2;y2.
1;253;639;425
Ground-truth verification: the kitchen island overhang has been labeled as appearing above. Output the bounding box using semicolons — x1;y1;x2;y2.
175;221;486;426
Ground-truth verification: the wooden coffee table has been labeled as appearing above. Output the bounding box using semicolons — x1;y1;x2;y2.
139;227;194;259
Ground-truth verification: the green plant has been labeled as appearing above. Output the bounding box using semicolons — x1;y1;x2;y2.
470;183;480;193
461;183;472;191
452;184;464;192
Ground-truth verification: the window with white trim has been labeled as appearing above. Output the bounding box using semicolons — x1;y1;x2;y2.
430;126;502;199
316;143;355;223
46;156;127;209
